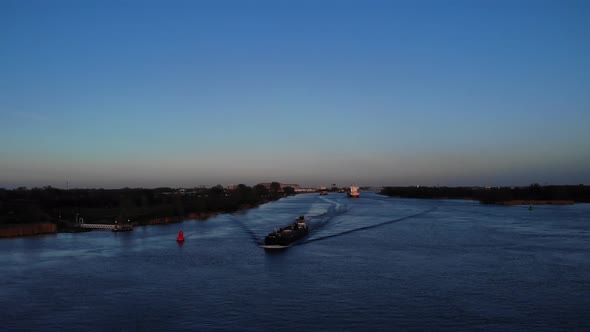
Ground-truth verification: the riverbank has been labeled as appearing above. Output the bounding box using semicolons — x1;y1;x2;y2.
1;211;227;238
0;223;57;237
0;198;276;238
0;185;288;238
379;185;590;205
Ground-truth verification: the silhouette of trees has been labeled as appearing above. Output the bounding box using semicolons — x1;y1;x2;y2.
380;184;590;204
270;182;281;198
283;186;296;196
254;184;269;197
0;183;290;229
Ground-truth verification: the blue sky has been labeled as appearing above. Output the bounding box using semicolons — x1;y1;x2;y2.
1;0;589;188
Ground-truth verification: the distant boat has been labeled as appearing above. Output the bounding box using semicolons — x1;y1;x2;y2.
348;186;360;198
320;191;328;195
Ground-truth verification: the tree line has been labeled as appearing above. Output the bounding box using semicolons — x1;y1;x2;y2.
0;182;294;228
379;184;590;204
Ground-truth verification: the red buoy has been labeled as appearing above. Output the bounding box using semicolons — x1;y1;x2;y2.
177;230;184;242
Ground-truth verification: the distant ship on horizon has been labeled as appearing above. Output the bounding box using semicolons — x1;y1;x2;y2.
348;185;360;198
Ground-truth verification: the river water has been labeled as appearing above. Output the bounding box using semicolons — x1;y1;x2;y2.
1;192;589;331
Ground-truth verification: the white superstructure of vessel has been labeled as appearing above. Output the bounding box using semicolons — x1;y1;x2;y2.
348;185;360;198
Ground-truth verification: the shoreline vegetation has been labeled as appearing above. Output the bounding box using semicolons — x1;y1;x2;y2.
3;183;588;238
379;184;589;205
0;182;295;238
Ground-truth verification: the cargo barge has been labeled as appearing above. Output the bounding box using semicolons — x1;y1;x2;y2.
261;216;308;249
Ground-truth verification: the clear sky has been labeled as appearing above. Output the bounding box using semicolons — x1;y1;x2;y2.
1;0;589;189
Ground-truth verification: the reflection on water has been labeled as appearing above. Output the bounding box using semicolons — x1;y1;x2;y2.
1;192;589;331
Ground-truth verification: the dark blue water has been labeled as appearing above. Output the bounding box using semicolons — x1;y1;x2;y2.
1;192;589;331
